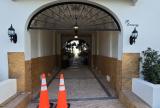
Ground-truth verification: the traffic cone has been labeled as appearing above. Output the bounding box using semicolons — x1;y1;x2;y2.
56;74;70;108
38;73;50;108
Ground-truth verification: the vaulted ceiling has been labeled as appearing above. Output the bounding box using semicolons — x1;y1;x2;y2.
28;2;121;31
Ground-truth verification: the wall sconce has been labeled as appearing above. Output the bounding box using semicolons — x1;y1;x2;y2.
129;27;138;45
125;20;139;45
8;24;17;43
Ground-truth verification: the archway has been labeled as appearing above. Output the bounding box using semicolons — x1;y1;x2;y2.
25;0;123;99
62;39;90;68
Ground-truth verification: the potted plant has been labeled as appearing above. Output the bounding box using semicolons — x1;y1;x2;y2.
132;48;160;108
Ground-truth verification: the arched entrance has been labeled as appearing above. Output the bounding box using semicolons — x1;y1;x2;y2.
25;0;123;101
62;39;90;68
27;2;121;31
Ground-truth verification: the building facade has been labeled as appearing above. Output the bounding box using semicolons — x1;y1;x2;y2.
0;0;159;107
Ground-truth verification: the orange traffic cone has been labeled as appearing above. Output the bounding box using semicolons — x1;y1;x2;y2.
38;73;50;108
56;74;70;108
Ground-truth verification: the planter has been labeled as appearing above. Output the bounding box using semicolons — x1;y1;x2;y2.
132;78;160;108
0;79;17;104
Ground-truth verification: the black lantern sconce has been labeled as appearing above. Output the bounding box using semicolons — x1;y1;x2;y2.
129;27;138;45
8;24;17;43
125;20;139;45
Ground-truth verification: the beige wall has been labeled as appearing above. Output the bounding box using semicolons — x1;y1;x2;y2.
8;52;26;92
92;53;140;96
30;55;57;94
91;31;121;96
122;53;140;90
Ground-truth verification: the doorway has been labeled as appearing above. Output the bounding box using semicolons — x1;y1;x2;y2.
25;0;123;101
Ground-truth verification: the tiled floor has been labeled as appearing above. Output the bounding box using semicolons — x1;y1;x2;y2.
48;66;108;100
27;65;124;108
28;99;124;108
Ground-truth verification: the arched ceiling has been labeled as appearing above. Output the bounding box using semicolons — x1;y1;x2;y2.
28;2;121;31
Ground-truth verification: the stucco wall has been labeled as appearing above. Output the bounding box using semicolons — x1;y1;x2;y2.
97;31;119;59
1;0;160;80
29;30;56;58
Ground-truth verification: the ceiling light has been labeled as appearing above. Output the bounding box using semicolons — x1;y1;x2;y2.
73;25;79;30
74;35;78;39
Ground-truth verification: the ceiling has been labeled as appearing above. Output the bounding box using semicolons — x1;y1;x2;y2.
28;2;121;31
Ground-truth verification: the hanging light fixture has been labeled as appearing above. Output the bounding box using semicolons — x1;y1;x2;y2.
73;17;79;30
73;21;79;30
73;17;79;39
8;24;17;43
73;25;79;30
74;35;78;39
74;29;78;39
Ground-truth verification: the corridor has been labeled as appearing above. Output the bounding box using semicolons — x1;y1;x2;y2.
28;66;124;108
48;65;108;100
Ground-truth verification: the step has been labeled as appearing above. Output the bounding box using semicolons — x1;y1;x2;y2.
0;93;30;108
119;90;150;108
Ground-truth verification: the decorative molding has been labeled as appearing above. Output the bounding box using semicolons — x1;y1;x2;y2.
131;0;138;5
